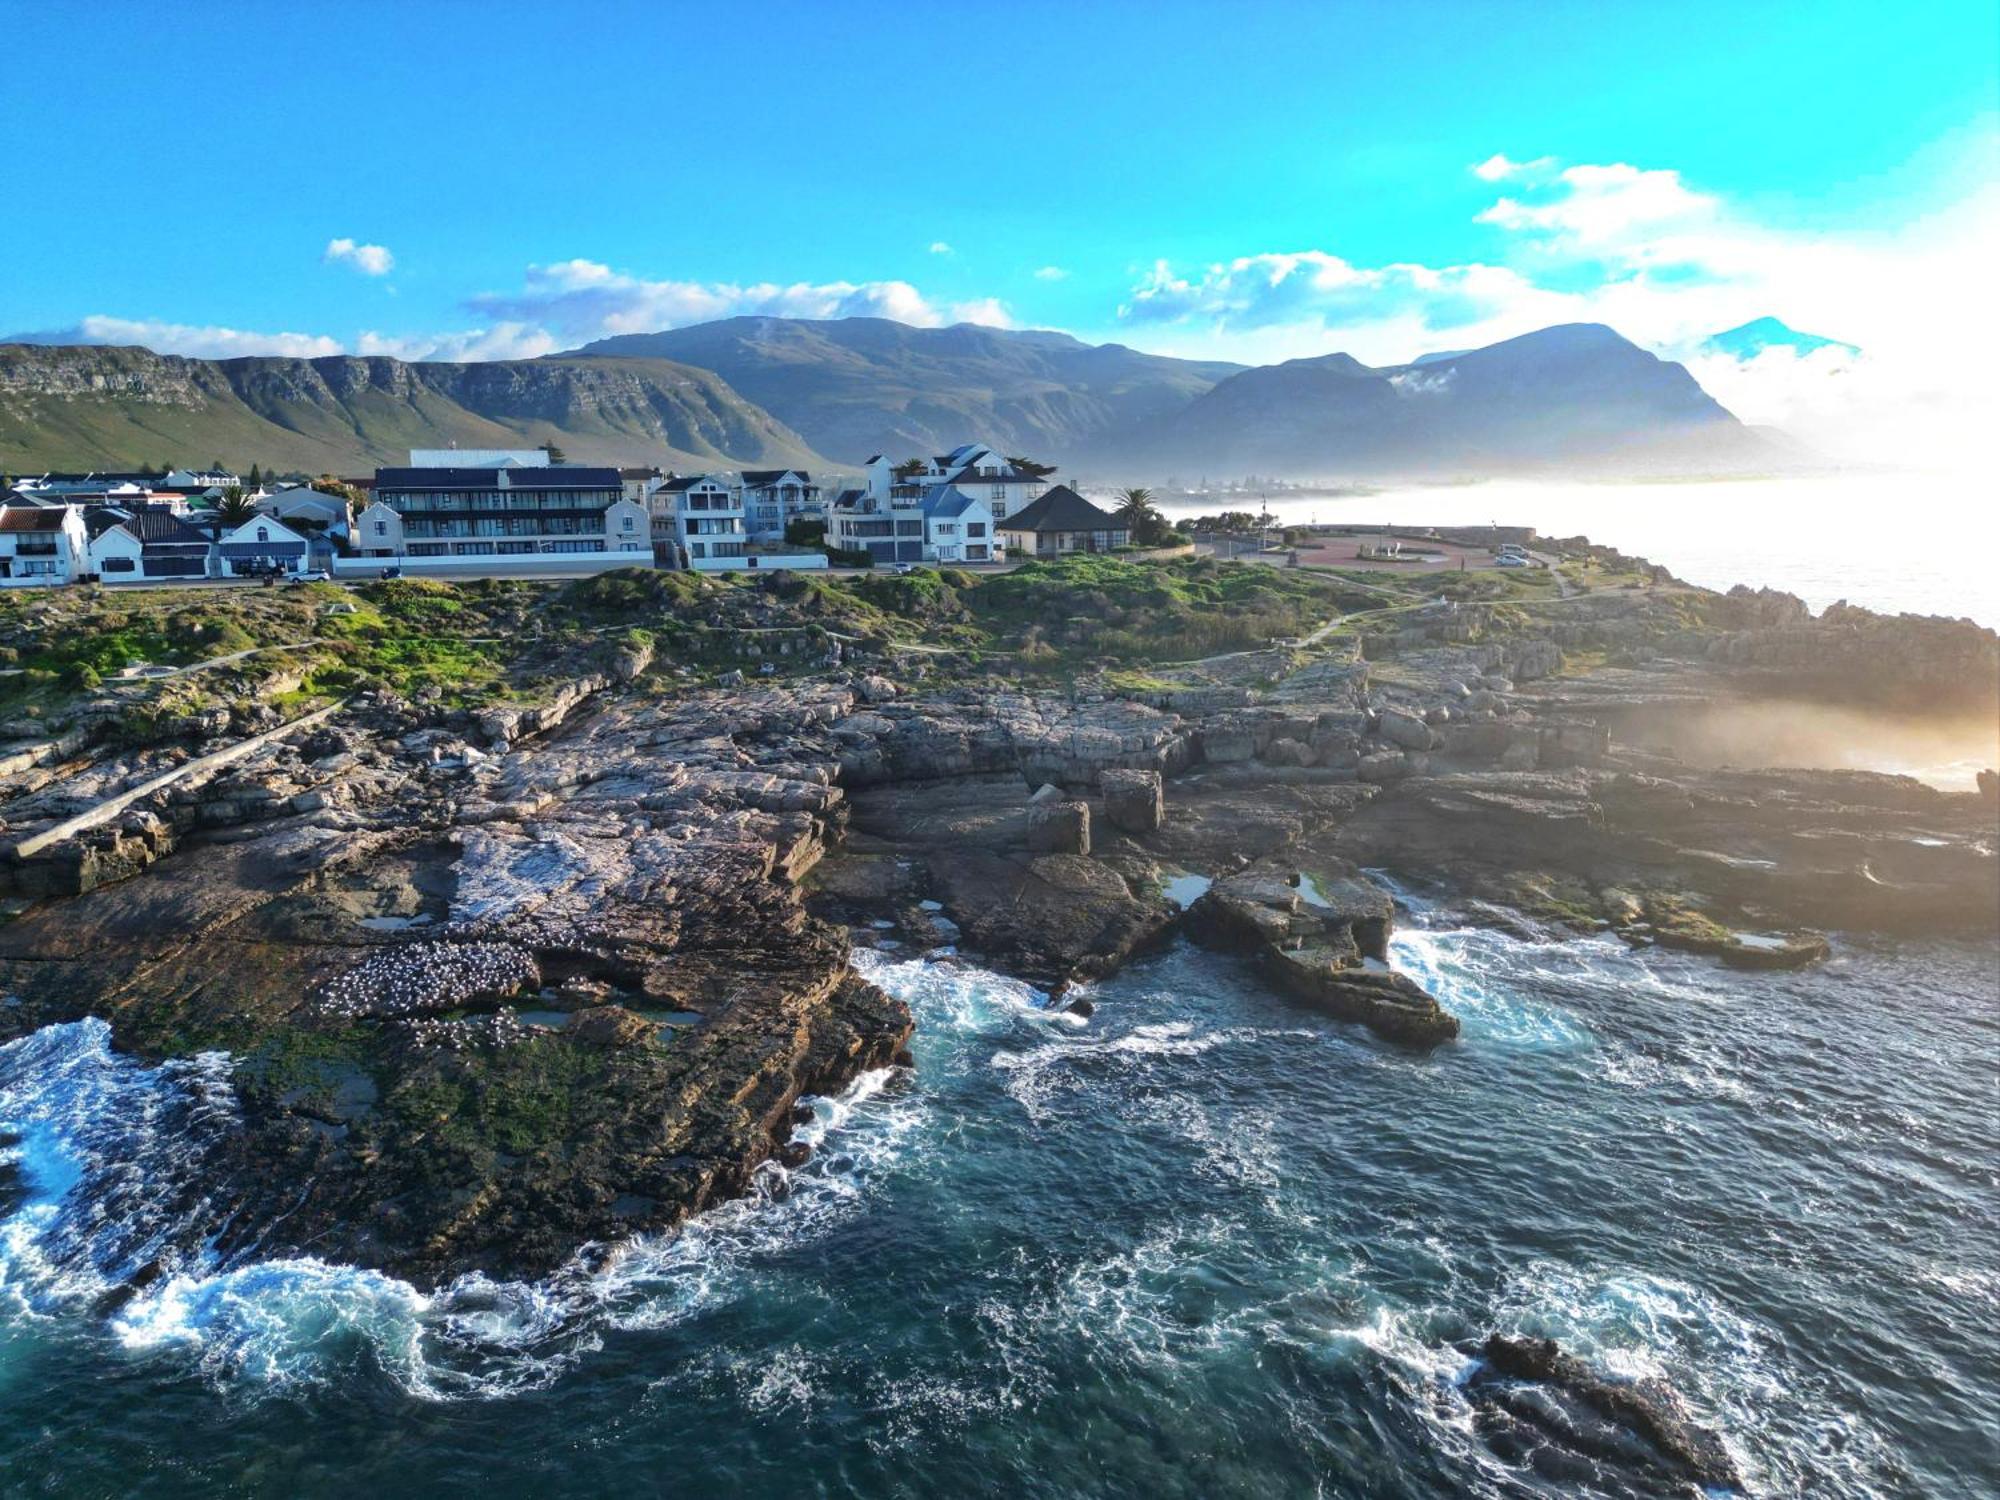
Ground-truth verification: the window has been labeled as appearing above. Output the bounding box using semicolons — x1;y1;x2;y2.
256;526;269;542
373;520;387;536
968;522;986;537
621;516;635;531
102;556;135;573
934;522;957;535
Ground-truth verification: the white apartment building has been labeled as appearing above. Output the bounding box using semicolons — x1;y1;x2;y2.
358;464;650;559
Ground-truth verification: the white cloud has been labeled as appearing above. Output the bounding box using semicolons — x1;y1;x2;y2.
1471;152;1553;182
324;237;394;276
929;241;954;256
1117;138;2000;467
1119;250;1566;356
950;298;1013;328
464;260;952;341
11;315;346;359
1033;265;1070;281
355;323;559;362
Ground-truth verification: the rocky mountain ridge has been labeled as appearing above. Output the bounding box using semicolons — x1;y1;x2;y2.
0;343;829;474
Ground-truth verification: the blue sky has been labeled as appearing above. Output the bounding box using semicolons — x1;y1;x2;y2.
2;0;1996;457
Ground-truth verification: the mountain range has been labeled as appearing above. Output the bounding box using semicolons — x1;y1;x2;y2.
0;344;824;475
0;317;1785;480
1700;316;1861;362
1105;323;1772;477
571;317;1243;466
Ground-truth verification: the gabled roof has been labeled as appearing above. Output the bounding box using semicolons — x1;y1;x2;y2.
863;454;885;465
661;473;728;492
223;514;309;544
920;485;986;520
740;469;810;486
997;484;1122;534
109;510;212;546
829;488;868;510
0;506;71;533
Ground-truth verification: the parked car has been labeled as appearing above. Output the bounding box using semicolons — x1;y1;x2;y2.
1496;553;1529;567
894;562;918;575
380;565;402;579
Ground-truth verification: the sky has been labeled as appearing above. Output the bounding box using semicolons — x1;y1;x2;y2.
3;0;1996;463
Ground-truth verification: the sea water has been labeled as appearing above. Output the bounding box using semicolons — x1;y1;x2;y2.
0;914;1994;1497
1164;473;2000;627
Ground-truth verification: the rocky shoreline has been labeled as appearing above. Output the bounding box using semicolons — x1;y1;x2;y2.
1;555;1994;1284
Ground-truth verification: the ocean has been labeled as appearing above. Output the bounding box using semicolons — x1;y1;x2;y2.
1158;473;2000;628
3;904;1994;1497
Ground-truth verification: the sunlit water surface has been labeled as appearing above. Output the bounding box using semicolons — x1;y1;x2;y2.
1163;473;2000;626
2;910;1995;1497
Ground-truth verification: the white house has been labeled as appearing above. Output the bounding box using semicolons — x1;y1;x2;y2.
162;466;240;492
738;470;820;539
0;505;89;584
261;484;352;541
650;474;747;565
917;485;997;563
87;509;216;580
217;515;312;576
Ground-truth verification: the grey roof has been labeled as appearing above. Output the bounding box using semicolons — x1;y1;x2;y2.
997;485;1123;534
374;465;621;490
115;510;212;546
740;469;810;486
830;488;868;510
661;473;728;492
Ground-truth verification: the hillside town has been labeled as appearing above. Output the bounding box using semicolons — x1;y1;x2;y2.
0;439;1146;587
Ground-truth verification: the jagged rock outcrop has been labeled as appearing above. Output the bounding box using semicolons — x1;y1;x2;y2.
1185;868;1458;1045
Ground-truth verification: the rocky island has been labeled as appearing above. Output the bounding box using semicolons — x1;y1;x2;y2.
2;548;1994;1286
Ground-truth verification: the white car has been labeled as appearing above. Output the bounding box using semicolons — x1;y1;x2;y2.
894;563;918;575
1495;553;1530;567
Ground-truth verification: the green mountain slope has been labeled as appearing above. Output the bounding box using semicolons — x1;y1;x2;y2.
0;344;829;475
574;317;1244;464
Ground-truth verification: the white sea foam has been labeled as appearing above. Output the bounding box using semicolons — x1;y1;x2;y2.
0;1008;924;1402
1389;925;1598;1052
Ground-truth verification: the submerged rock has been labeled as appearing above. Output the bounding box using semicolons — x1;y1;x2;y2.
1471;1334;1743;1493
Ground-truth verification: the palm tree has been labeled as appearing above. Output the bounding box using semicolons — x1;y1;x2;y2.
216;489;258;527
1116;486;1167;547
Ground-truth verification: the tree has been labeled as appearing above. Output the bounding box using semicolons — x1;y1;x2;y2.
217;490;257;527
892;457;927;480
541;442;567;464
1116;486;1172;546
246;463;263;488
211;457;225;473
1005;455;1057;479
